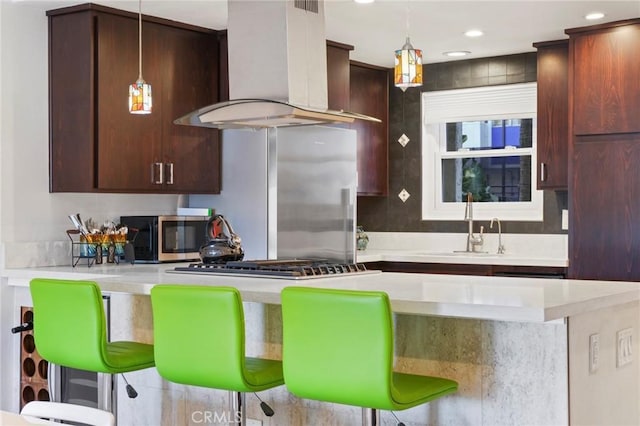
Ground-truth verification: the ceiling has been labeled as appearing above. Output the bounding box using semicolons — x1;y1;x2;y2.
14;1;640;67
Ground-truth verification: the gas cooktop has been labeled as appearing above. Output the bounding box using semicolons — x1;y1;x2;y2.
169;259;380;280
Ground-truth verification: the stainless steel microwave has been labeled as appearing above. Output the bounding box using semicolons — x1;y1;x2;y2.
119;215;209;263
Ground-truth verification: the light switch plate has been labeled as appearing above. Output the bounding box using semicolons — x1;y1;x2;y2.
561;209;569;230
589;333;599;373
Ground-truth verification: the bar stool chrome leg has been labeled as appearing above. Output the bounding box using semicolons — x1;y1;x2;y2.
229;391;246;426
362;407;380;426
97;373;116;419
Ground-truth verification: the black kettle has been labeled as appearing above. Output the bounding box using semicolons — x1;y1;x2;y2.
199;214;244;264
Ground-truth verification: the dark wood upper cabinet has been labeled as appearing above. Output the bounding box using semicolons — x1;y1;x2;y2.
350;62;389;196
533;40;568;190
218;31;229;102
567;19;640;136
94;13;163;192
48;10;95;193
48;4;221;194
159;24;220;194
326;41;353;111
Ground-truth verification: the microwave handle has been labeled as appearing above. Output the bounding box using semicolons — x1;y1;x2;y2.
149;222;156;252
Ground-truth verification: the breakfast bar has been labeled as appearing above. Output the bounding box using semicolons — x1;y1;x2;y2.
2;264;639;425
3;262;634;321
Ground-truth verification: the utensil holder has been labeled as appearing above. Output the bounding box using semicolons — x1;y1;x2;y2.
67;229;138;267
67;230;97;267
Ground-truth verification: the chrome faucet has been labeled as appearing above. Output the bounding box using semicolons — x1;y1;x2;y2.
490;217;506;254
464;193;484;252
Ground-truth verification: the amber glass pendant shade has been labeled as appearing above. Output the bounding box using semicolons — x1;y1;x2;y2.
129;79;152;114
394;37;423;92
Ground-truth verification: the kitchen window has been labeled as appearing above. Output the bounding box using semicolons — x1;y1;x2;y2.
422;83;543;221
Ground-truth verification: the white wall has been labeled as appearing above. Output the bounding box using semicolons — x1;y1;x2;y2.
0;0;4;263
189;130;269;260
0;0;4;411
0;2;182;268
569;301;640;425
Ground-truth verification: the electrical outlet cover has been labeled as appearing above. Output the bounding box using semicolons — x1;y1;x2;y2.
617;328;633;368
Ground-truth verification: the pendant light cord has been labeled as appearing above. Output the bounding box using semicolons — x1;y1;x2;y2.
138;0;143;80
405;1;410;39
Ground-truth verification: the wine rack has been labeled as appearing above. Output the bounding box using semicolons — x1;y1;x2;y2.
19;306;49;409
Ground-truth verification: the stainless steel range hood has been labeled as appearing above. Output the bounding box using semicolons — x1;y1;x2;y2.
174;0;380;129
174;99;378;129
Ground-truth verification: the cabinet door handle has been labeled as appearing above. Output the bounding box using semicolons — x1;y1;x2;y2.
540;162;547;182
151;162;163;184
166;163;174;185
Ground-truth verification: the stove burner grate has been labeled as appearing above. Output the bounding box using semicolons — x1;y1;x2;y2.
172;259;371;279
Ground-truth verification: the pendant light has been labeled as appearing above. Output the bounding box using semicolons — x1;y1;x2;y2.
128;0;152;114
394;2;422;91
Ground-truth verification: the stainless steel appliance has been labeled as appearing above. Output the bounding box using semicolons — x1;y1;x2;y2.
189;125;357;263
175;0;378;129
181;0;364;265
171;259;378;280
119;215;209;263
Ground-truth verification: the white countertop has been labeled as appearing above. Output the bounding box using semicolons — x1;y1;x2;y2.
0;410;57;425
4;262;638;323
356;249;568;267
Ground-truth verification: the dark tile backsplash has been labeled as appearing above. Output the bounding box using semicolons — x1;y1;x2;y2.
357;52;569;234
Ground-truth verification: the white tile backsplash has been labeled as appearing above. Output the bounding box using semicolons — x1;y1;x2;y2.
364;232;568;260
2;241;71;269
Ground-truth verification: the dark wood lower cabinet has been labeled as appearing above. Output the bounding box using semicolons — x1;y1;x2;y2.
365;262;566;278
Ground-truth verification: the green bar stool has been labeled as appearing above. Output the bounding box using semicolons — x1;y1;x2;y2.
150;285;284;426
281;286;459;426
29;278;155;416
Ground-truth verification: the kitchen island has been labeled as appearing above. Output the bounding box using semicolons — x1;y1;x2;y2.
2;263;639;425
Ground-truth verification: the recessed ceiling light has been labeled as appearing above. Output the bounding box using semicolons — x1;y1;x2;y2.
354;0;375;3
464;30;484;38
444;51;471;57
585;12;605;20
